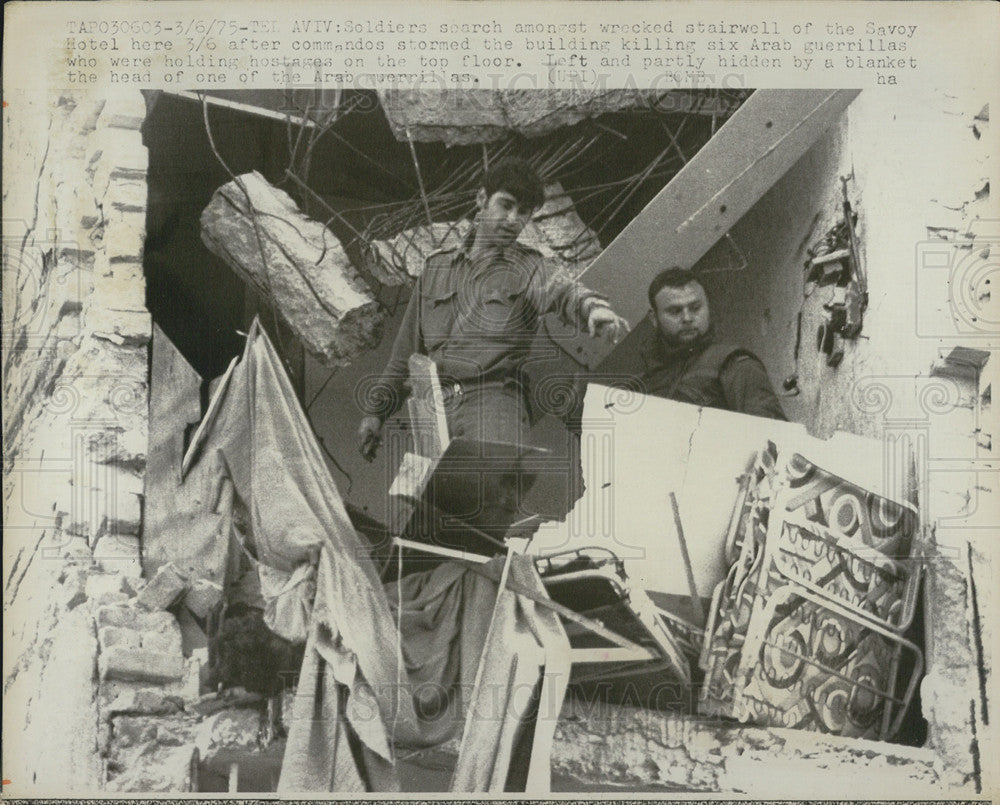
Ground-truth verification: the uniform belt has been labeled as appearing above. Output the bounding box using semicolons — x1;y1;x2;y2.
438;376;522;403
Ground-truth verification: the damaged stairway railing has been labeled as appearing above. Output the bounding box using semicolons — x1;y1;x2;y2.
534;546;696;686
385;353;696;687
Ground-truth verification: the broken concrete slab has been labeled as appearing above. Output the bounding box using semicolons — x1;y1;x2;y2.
100;646;186;684
97;603;178;632
97;603;184;665
98;676;195;716
136;562;188;611
92;534;143;578
106;715;200;793
107;689;185;717
366;220;470;286
379;89;746;145
200;171;384;366
365;183;601;286
196;708;266;759
184;578;224;619
85;571;133;603
551;697;947;795
98;625;143;652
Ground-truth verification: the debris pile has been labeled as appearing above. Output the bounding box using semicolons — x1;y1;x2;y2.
365;182;602;286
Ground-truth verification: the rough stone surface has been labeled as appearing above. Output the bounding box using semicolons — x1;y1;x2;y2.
92;534;143;577
98;676;194;716
107;689;185;716
196;708;266;760
98;604;177;631
3;604;103;795
95;603;186;686
101;702;279;794
200;170;384;366
4;88;150;796
135;562;188;611
184;578;224;619
551;699;953;795
366;182;601;287
918;534;980;788
85;571;132;603
100;646;185;684
379;89;744;144
106;715;200;793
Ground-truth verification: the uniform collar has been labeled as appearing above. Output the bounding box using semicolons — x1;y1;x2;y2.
456;224;527;265
642;327;715;365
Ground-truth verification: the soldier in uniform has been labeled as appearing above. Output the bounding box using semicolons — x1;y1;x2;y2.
640;267;786;420
357;158;628;531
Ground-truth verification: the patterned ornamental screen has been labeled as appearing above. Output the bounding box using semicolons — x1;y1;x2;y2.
699;445;924;741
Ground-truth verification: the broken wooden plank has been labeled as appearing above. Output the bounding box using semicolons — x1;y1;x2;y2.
200;171;384;367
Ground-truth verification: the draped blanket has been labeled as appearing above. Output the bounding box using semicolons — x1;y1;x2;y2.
181;320;569;792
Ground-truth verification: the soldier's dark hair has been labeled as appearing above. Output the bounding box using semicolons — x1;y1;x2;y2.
647;267;704;309
482;157;546;212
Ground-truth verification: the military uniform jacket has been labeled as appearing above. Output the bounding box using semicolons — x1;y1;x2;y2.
639;331;786;420
365;241;606;421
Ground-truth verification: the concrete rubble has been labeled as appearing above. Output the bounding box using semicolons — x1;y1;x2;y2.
365;182;602;286
549;698;946;796
200;170;385;367
379;89;745;145
135;562;188;611
44;566;284;794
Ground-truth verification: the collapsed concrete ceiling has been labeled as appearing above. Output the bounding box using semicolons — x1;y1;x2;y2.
169;88;748;145
378;89;747;144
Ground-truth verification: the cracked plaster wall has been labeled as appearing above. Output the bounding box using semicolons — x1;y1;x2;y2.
3;87;152;795
694;87;994;794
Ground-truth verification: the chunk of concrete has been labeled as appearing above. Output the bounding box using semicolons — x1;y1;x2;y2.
107;689;184;716
365;183;600;287
99;646;185;684
184;578;224;619
61;568;90;610
97;604;177;632
98;625;142;652
200;171;384;366
136;562;188;611
196;708;265;759
92;534;143;578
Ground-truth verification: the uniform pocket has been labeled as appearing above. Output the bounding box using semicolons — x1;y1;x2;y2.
421;289;457;350
461;286;538;339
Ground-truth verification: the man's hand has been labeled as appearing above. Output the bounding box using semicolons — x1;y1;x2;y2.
357;415;383;462
587;304;630;345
